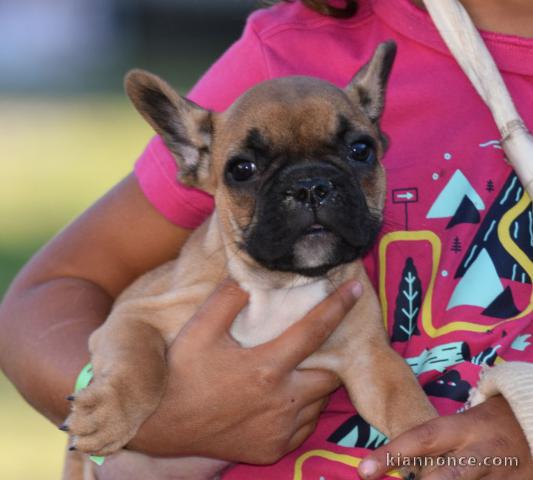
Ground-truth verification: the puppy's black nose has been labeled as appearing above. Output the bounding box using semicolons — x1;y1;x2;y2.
288;178;334;206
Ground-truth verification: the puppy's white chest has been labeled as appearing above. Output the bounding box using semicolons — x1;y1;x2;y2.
230;281;329;347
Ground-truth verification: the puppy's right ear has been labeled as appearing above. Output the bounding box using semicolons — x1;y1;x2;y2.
345;41;397;123
125;69;213;189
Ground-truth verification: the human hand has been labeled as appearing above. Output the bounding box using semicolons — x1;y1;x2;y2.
129;278;362;464
358;395;533;480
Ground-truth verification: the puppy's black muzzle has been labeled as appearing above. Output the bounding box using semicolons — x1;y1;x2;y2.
244;161;381;276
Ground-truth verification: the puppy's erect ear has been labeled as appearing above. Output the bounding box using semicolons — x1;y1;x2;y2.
125;69;213;189
345;41;397;123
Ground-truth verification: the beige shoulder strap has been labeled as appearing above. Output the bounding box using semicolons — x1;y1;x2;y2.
423;0;533;201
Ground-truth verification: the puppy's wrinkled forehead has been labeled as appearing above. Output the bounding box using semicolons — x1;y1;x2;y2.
218;77;371;156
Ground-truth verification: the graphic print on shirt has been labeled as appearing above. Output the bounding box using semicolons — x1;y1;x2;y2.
392;188;419;230
451;236;462;253
327;414;388;450
405;341;471;375
426;169;485;228
292;449;402;480
405;340;502;374
296;162;531;480
449;173;532;317
380;170;532;339
410;343;504;403
391;257;422;342
447;248;505;311
511;334;532;352
325;338;507;449
423;369;471;403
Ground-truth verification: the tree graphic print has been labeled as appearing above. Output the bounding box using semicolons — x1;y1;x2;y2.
391;257;422;342
451;236;462;253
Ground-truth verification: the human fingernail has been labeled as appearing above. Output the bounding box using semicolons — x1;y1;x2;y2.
351;282;363;298
359;459;378;477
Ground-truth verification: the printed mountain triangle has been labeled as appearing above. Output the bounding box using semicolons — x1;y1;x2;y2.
482;286;520;319
455;173;531;285
427;169;484;219
446;195;481;228
328;414;388;450
448;248;504;310
391;257;421;342
423;370;471;403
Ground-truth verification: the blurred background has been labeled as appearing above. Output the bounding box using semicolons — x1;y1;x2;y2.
0;1;257;477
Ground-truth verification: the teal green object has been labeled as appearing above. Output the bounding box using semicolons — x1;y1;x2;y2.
447;248;503;310
74;363;105;466
74;363;94;392
511;334;532;352
427;169;485;218
337;426;359;448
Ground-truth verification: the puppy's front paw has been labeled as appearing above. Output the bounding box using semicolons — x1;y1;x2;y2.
63;380;141;456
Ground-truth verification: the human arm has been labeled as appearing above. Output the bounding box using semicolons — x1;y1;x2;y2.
358;367;533;480
0;174;193;424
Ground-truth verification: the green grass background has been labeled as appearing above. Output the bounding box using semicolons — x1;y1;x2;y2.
0;95;153;479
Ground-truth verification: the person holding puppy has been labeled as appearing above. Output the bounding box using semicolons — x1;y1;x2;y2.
1;0;532;479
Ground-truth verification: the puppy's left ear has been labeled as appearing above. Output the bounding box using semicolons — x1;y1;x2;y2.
345;41;397;122
125;69;214;190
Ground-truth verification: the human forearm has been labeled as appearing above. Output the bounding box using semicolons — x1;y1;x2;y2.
469;361;533;456
0;175;193;426
0;277;112;424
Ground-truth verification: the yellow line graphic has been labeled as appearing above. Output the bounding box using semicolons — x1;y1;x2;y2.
293;449;401;480
378;227;530;338
497;192;533;319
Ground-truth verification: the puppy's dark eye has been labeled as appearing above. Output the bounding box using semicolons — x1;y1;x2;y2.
348;141;374;163
228;159;257;182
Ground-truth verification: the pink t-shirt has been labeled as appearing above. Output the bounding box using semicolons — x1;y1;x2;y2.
135;0;533;478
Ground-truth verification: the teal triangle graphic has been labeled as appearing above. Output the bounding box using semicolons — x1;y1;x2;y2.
427;170;485;219
447;248;503;310
365;426;388;449
337;426;359;448
512;334;532;352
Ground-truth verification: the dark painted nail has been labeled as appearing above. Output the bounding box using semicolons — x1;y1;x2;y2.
58;424;69;432
66;395;75;401
69;445;77;451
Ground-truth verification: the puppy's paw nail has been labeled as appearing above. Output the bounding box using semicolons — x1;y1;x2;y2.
66;395;75;401
404;473;416;480
58;424;69;432
69;445;77;451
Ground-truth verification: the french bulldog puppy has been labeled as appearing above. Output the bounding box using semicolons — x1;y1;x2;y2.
63;41;437;479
